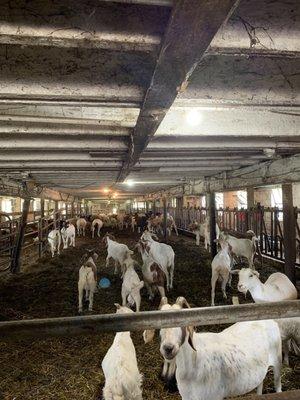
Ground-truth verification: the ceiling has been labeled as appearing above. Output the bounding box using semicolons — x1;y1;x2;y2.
0;0;299;200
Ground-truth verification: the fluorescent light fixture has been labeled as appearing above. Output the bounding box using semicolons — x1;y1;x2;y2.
126;179;134;187
186;109;202;126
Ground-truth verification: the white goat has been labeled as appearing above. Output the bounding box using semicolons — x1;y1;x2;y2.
276;317;300;366
211;240;233;306
144;297;282;400
189;220;220;249
219;231;257;268
121;257;144;312
141;231;175;291
76;218;87;236
91;218;103;238
78;252;98;312
103;234;134;275
235;268;298;303
60;223;76;249
102;304;143;400
47;229;61;257
136;240;166;300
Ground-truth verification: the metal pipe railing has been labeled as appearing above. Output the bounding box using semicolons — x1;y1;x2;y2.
1;300;299;339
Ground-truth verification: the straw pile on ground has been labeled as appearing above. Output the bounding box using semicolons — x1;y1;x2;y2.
0;230;299;399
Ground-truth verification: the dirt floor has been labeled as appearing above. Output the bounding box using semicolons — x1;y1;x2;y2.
0;230;299;400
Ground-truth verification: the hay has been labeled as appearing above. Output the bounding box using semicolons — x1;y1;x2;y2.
0;231;299;399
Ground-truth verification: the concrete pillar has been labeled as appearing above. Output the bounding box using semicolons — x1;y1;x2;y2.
282;183;296;283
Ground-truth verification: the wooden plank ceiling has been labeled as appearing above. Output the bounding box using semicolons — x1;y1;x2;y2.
0;0;299;200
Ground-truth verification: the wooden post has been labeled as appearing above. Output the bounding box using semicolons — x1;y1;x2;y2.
163;197;167;240
11;197;30;274
71;202;75;218
207;192;217;257
153;199;156;215
282;184;296;283
247;187;255;208
145;201;149;213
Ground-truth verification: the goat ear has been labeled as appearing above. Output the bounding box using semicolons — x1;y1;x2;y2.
143;329;156;344
114;303;121;310
159;297;168;309
176;297;190;309
187;326;196;352
230;269;240;275
253;270;260;278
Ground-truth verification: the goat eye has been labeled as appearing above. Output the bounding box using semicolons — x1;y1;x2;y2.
249;274;253;278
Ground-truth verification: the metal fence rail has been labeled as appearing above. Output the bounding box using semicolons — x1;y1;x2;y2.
0;300;299;339
0;208;68;272
155;205;299;266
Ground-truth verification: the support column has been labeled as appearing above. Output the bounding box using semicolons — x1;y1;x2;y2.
11;197;30;274
71;202;75;218
54;201;58;228
247;187;255;208
163;197;167;240
145;200;149;213
207;192;217;257
153;199;157;215
40;198;45;219
282;183;296;283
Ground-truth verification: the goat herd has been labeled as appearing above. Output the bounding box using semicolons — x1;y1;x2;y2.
45;213;299;400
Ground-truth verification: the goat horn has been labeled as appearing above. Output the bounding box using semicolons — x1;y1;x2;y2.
176;297;190;309
159;297;168;309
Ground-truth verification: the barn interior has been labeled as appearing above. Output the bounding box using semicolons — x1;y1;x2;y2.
0;0;300;399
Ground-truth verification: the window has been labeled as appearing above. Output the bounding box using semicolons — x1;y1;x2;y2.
237;191;247;209
215;193;224;209
1;198;12;213
33;198;41;211
171;198;177;208
271;188;283;221
271;188;282;208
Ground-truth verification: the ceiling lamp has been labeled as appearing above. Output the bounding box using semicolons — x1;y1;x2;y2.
186;109;202;127
103;188;109;194
126;179;134;187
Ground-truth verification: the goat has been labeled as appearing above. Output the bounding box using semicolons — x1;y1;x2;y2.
219;231;257;268
141;231;175;291
121;257;144;312
47;229;61;257
189;219;220;249
78;251;98;312
135;240;166;300
211;240;233;306
102;304;143;400
76;218;87;236
103;234;134;276
234;268;298;303
91;218;103;238
276;317;300;366
144;296;282;400
60;223;76;249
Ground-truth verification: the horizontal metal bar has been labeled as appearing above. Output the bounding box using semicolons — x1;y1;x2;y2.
0;300;299;339
235;390;300;400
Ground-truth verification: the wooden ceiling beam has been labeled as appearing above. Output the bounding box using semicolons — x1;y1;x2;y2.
116;0;240;182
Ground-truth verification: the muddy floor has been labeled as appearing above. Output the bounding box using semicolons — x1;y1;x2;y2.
0;230;299;400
